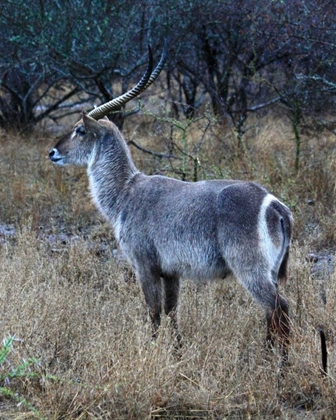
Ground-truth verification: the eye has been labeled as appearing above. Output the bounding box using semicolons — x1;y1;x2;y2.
75;126;86;136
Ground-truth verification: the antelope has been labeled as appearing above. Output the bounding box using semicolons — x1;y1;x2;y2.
49;43;293;361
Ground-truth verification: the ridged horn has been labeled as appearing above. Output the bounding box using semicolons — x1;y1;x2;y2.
88;40;167;120
143;38;167;90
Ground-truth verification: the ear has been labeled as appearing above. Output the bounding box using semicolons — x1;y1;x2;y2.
82;112;104;135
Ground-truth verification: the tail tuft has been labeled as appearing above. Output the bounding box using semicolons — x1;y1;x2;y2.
278;248;289;285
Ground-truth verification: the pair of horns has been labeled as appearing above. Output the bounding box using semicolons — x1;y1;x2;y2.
88;40;167;120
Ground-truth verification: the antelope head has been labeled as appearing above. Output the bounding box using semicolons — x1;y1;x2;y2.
49;42;167;166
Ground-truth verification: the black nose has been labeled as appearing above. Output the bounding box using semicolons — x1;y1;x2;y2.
49;148;61;162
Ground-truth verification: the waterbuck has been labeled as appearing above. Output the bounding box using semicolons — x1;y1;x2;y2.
49;44;293;360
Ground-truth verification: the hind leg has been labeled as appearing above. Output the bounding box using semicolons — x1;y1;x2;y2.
266;293;290;363
234;269;290;362
137;267;163;337
162;275;181;343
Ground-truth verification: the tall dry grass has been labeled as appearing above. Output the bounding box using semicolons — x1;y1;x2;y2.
0;111;335;419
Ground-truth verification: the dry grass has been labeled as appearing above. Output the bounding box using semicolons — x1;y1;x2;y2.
0;112;335;419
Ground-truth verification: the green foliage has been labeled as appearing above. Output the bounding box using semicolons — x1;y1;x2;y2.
0;336;45;419
0;0;161;130
1;0;336;134
140;107;213;181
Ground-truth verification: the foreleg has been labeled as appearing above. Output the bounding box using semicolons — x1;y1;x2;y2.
163;275;181;344
137;268;163;338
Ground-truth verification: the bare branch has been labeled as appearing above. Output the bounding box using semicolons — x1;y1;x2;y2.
247;96;281;112
128;140;181;160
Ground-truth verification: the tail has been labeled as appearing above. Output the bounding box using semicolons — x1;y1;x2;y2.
277;206;293;285
278;246;290;284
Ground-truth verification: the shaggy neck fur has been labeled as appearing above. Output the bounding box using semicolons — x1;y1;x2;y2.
87;128;139;226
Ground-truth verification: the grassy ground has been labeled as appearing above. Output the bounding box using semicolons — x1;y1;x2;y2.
0;110;335;419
